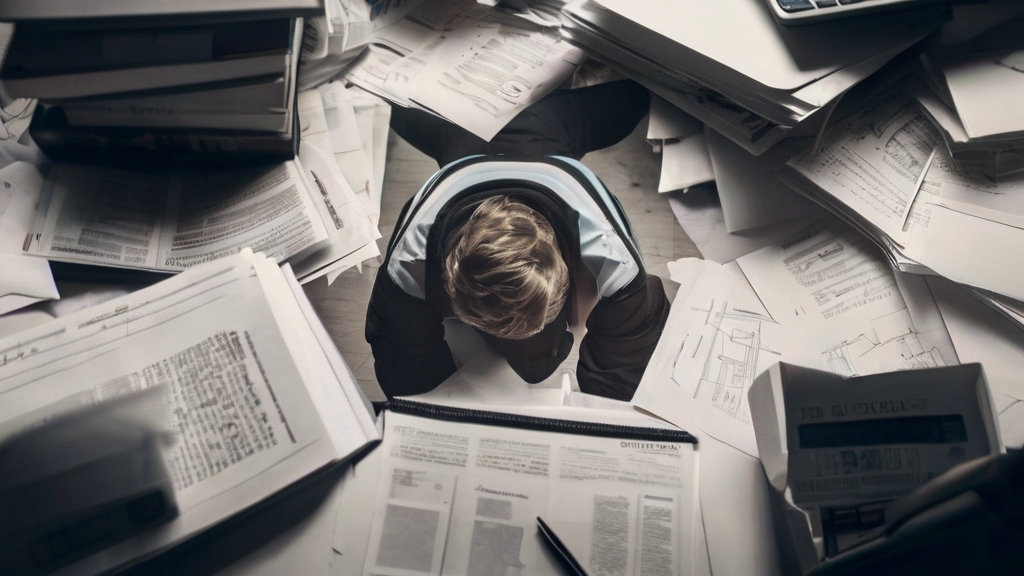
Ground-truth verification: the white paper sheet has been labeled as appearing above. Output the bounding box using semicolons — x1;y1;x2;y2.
658;135;714;193
0;162;58;315
706;128;817;233
736;221;957;377
698;435;783;576
633;259;784;457
291;90;379;283
667;187;815;264
943;49;1024;140
928;277;1024;402
647;96;703;141
345;0;582;141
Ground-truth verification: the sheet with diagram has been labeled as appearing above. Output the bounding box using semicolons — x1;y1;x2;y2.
782;91;941;249
352;407;698;576
633;259;785;457
635;220;958;458
781;85;1024;302
736;220;957;379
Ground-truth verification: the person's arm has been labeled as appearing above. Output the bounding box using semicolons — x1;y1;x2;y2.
577;274;670;401
365;265;457;398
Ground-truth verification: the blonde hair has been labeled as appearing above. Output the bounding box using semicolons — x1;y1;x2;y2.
443;196;569;340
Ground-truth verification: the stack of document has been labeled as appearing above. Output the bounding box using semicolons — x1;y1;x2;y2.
916;16;1024;179
779;84;1024;320
560;0;947;155
0;249;379;575
17;86;388;286
0;1;318;165
343;0;582;141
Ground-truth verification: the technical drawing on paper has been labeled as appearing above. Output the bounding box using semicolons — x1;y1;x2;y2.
821;308;946;377
671;299;781;425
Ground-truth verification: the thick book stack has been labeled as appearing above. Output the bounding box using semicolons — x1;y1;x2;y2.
0;1;322;166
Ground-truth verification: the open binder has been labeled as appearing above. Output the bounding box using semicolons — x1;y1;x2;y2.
336;396;700;576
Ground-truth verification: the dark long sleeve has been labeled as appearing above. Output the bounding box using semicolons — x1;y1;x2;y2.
365;265;458;398
577;274;670;401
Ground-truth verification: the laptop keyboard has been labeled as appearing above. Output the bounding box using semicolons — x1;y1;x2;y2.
777;0;877;12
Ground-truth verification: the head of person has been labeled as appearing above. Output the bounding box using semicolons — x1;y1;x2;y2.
443;195;570;340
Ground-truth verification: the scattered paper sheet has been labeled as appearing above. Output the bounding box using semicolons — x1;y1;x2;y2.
736;220;957;377
658;135;714;193
345;0;582;141
640;220;958;457
0;162;58;315
647;96;703;142
23;161;330;273
928;276;1024;402
783;92;939;246
633;259;783;457
291;90;379;283
943;49;1024;140
706;128;818;233
666;187;815;264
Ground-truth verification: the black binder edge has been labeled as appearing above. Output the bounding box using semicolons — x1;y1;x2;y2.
385;398;697;445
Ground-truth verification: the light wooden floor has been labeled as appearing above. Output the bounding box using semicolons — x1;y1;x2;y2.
303;117;701;401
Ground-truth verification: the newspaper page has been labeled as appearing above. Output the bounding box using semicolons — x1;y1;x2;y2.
361;410;697;576
0;250;376;576
23;161;329;272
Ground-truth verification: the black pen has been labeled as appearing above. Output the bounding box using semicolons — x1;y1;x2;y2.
536;516;590;576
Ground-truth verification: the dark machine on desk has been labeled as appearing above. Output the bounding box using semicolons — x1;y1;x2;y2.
750;362;1024;575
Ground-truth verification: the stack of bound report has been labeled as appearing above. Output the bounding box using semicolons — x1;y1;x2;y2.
0;249;379;575
560;0;947;155
0;0;321;165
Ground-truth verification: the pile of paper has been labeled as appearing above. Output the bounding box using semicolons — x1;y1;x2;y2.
916;13;1024;179
1;84;388;321
560;0;946;155
343;0;582;141
0;249;379;575
780;84;1024;319
634;219;959;457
